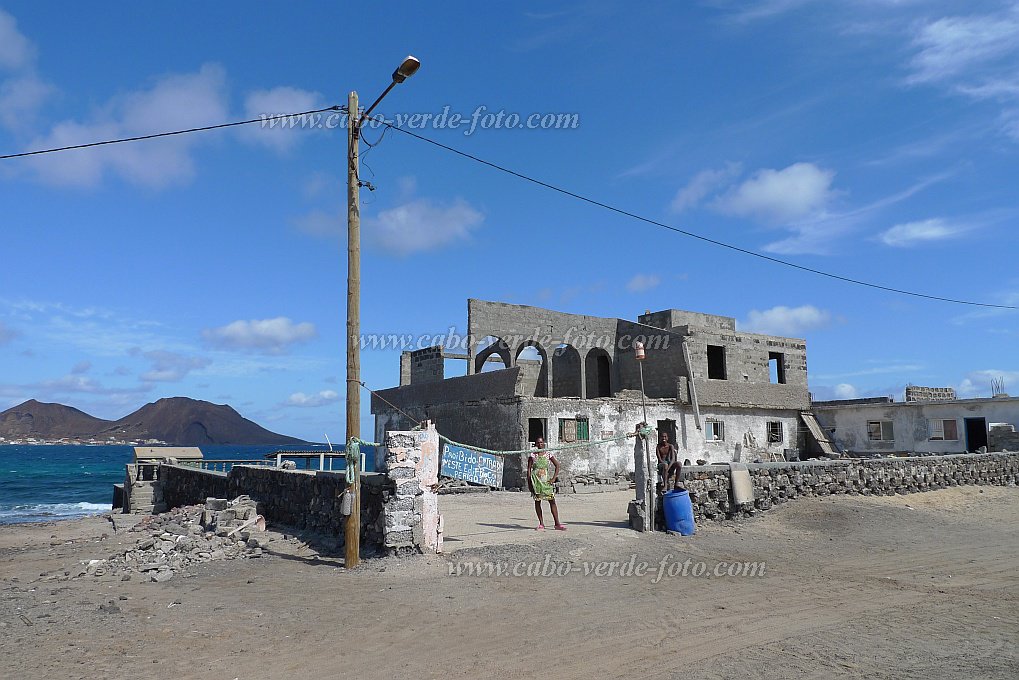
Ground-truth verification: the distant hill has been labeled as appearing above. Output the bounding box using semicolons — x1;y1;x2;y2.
0;399;112;438
0;397;307;446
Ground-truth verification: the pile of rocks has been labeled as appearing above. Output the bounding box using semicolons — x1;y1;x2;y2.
69;496;270;583
567;472;631;494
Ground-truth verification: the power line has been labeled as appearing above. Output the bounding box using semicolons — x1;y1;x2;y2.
369;116;1016;311
0;106;343;160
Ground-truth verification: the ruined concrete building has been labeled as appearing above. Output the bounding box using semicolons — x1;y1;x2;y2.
372;299;824;488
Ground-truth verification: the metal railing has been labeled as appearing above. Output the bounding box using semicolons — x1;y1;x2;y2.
191;459;281;473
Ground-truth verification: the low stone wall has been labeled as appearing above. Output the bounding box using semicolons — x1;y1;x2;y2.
682;452;1019;521
159;464;388;551
158;423;444;557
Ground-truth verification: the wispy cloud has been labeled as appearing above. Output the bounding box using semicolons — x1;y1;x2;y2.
626;274;661;293
24;64;230;188
0;9;53;133
283;390;340;408
670;162;742;213
905;8;1019;87
739;304;832;336
241;86;324;152
136;349;210;382
202;317;316;355
957;369;1019;398
877;217;971;247
296;177;484;256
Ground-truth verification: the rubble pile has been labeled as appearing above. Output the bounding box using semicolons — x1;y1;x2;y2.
69;496;271;583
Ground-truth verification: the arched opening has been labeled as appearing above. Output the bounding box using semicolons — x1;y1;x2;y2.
515;341;548;397
552;343;582;397
585;349;612;398
474;336;512;374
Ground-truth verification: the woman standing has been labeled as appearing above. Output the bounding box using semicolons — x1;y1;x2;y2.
528;437;566;531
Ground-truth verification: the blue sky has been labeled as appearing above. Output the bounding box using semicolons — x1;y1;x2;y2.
0;1;1017;442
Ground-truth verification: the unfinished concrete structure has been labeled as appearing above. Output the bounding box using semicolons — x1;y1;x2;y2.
372;299;818;488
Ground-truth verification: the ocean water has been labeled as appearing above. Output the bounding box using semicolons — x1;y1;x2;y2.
0;444;345;525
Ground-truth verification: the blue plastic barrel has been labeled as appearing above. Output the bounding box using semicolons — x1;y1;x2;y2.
663;489;695;535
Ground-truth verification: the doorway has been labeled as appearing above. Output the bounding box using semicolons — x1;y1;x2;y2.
657;419;678;453
964;417;988;452
528;418;547;445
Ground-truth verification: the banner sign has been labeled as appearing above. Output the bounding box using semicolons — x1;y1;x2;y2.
440;443;504;487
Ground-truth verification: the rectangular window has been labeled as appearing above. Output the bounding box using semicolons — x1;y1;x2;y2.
705;420;725;441
928;419;958;441
707;345;727;380
867;420;894;442
768;352;786;384
767;421;783;443
558;417;590;443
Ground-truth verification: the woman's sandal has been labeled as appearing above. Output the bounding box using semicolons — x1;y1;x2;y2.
554;524;567;531
535;524;545;531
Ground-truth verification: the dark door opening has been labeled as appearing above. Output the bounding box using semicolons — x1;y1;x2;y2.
964;417;988;452
528;418;547;445
657;419;678;453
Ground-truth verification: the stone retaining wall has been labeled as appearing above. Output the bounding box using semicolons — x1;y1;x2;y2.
159;464;389;551
683;452;1019;521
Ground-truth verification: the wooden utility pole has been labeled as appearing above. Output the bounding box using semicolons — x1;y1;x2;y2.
345;89;361;568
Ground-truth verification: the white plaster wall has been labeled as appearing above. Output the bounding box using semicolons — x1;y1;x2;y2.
815;399;1019;454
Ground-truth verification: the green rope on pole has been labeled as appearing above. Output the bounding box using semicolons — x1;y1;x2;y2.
345;438;360;483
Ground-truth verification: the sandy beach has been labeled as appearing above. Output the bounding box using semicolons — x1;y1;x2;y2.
2;486;1017;679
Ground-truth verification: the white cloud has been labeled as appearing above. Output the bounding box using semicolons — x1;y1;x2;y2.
0;10;33;70
241;86;324;152
202;317;317;354
284;390;340;408
740;304;832;336
24;64;230;188
670;162;742;213
833;383;859;400
714;163;836;223
906;10;1019;86
139;350;210;382
957;369;1019;398
760;172;949;255
878;218;968;247
366;197;484;256
625;273;661;293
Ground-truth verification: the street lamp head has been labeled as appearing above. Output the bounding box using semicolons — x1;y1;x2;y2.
392;55;421;83
634;341;646;361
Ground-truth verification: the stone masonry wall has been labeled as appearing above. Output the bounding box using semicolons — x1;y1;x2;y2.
681;452;1019;522
159;464;388;551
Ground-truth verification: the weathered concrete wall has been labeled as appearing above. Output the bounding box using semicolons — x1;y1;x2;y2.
683;452;1019;521
516;398;803;483
813;397;1019;455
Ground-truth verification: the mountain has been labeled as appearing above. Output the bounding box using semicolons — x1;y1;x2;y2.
0;399;112;438
0;397;307;445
